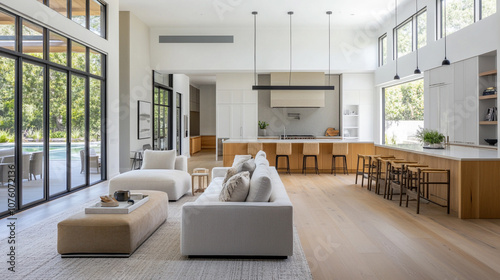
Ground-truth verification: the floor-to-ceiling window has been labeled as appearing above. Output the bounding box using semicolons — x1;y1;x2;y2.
383;80;424;144
153;72;173;151
0;8;106;217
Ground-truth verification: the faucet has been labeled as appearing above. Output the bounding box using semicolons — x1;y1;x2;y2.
283;126;286;140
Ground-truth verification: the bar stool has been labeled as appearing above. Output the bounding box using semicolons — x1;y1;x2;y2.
378;157;404;198
387;160;418;206
302;143;319;175
276;142;292;174
247;142;263;158
406;167;451;214
361;155;380;188
370;156;396;194
192;168;210;195
331;143;348;175
355;154;373;187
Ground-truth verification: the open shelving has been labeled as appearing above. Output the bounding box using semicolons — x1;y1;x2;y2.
478;52;497;147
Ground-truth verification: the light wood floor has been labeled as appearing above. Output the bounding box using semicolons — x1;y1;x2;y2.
2;149;500;280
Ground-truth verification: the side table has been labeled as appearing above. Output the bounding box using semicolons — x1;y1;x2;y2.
192;168;209;195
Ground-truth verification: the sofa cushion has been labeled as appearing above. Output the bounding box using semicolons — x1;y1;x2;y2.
219;171;250;202
237;158;256;176
222;167;238;185
255;156;269;167
142;150;176;170
232;155;252;168
246;166;272;202
255;150;266;159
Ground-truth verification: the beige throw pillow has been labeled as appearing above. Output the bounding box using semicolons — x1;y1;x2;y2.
232;155;252;168
237;158;256;176
219;171;251;202
222;167;238;185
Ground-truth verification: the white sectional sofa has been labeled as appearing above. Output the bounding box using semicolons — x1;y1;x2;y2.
181;155;293;257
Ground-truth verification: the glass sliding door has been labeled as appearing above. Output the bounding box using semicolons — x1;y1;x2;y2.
89;78;102;184
21;61;45;206
153;87;172;150
0;55;16;215
49;69;68;196
71;74;87;189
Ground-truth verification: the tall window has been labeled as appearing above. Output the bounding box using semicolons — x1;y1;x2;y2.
439;0;496;38
383;80;424;144
378;34;387;66
396;20;412;58
176;93;182;155
394;8;427;58
0;8;106;217
38;0;106;38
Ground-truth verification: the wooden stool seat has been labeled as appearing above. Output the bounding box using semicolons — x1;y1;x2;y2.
276;143;292;174
331;143;349;176
302;143;319;175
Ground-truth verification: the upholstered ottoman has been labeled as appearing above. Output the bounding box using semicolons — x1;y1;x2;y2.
57;190;168;257
109;169;191;200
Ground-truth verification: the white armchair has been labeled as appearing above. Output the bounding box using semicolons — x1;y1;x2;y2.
29;151;43;180
79;148;101;174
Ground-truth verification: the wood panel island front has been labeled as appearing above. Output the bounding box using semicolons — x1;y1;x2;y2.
223;140;500;219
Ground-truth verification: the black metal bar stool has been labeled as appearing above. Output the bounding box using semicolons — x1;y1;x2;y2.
387;160;418;206
406;167;451;214
276;142;292;174
302;143;319;175
370;156;396;194
331;143;348;175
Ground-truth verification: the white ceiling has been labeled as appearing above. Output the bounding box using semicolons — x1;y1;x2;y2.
119;0;402;29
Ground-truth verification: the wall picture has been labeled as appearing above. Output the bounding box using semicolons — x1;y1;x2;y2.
138;100;151;139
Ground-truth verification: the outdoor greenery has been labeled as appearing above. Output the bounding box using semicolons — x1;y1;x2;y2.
385;80;424;121
445;0;496;36
0;20;103;144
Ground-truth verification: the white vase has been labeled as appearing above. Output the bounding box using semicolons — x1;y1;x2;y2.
259;129;267;136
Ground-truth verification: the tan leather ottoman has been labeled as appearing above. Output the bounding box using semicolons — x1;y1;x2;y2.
57;190;168;257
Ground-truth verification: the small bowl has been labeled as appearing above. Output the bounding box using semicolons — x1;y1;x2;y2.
484;139;497;146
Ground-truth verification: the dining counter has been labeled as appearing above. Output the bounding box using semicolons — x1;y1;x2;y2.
376;144;500;219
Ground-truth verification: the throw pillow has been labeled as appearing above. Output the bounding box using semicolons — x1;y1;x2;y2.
246;166;273;202
232;155;252;168
141;150;176;170
219;171;251;202
237;158;256;176
222;167;238;185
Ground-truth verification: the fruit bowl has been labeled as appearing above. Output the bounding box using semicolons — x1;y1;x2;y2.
484;139;497;146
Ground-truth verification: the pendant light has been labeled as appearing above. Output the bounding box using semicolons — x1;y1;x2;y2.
442;0;450;65
394;0;400;80
251;11;335;91
414;0;421;74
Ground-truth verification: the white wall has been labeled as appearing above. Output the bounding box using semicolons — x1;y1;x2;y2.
172;74;191;157
0;0;121;178
119;11;152;172
150;26;377;73
199;85;216;135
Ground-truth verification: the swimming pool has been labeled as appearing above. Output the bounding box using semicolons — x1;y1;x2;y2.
0;142;101;160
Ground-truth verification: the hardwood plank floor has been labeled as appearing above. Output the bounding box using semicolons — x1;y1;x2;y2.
2;150;500;280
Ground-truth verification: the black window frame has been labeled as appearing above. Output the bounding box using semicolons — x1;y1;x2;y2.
0;7;107;218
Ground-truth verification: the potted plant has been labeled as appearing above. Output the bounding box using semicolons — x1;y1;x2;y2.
415;128;445;149
258;121;269;136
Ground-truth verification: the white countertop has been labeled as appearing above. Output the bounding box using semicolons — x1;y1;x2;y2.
377;144;500;161
224;138;374;144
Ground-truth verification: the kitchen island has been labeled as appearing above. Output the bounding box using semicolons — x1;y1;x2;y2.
222;138;375;172
375;144;500;219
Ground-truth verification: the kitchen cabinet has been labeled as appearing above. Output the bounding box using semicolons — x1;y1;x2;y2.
343;104;359;138
216;89;257;139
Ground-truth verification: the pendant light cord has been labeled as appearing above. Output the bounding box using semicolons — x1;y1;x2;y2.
415;0;419;67
395;0;398;74
289;12;292;86
443;0;447;58
253;11;257;86
328;11;331;85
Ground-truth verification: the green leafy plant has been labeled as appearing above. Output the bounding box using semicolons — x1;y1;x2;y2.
258;121;269;129
50;130;66;139
25;129;43;142
0;129;15;143
415;128;445;144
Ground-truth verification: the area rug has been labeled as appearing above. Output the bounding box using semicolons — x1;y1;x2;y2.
0;194;312;280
